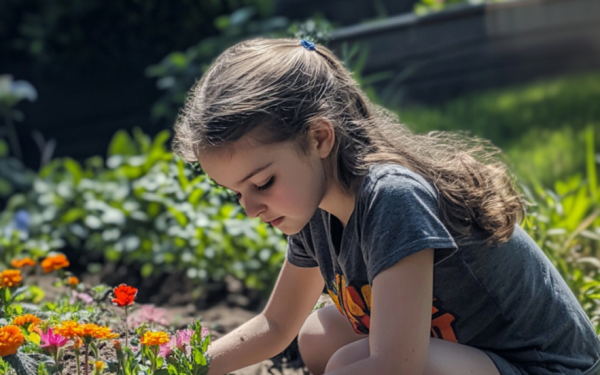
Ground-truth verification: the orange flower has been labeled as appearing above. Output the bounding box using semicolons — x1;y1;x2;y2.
11;257;36;268
79;324;119;340
73;337;83;350
112;284;137;307
140;331;170;346
54;321;82;339
0;325;25;356
13;314;41;327
68;276;79;286
41;254;70;273
113;339;122;351
0;269;22;288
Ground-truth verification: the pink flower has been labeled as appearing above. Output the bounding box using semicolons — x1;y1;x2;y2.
157;328;208;358
70;291;93;305
158;337;175;358
40;328;69;355
175;329;194;351
128;304;169;328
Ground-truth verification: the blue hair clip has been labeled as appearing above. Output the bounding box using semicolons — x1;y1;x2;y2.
300;39;316;51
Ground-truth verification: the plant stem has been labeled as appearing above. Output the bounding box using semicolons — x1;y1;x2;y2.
151;346;158;373
4;111;22;162
125;306;129;348
76;351;81;375
56;350;63;375
84;344;89;375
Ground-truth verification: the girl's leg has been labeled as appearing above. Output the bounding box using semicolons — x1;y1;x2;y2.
325;337;501;375
298;304;501;375
298;304;367;374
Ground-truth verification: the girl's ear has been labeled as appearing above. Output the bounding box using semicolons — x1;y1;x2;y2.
309;118;335;159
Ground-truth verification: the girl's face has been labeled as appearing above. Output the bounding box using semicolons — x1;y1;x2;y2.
197;134;330;235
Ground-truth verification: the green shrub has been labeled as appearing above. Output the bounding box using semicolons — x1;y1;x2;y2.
398;71;600;186
0;128;286;291
523;127;600;330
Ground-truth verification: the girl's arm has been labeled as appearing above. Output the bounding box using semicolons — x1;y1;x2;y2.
327;248;434;375
206;259;325;375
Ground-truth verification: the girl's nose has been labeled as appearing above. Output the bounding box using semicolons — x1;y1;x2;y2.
243;196;266;218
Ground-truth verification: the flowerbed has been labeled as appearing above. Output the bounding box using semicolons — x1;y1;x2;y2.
0;254;211;375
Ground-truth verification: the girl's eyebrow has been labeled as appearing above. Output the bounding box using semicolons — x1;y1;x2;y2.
237;162;272;185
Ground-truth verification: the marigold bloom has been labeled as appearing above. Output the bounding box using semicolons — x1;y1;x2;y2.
41;254;70;273
112;284;137;307
0;325;25;356
11;257;36;268
79;324;119;340
68;276;79;286
0;269;22;288
13;314;41;327
54;321;82;339
140;331;170;346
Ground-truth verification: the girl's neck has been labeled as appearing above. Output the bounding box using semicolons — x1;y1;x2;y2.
319;181;356;227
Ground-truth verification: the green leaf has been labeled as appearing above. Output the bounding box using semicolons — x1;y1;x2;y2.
63;157;83;185
167;206;188;227
62;208;86;223
585;125;597;203
141;263;153;278
5;353;41;375
109;130;137;156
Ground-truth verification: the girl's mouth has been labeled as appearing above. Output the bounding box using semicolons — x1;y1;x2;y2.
269;217;284;226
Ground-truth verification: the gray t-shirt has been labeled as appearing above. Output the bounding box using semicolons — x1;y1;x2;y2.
287;163;600;374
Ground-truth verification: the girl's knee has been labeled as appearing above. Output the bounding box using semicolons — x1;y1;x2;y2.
324;338;370;373
298;304;363;375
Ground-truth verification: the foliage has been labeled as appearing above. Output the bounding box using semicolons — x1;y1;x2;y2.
0;0;277;66
0;75;37;200
523;127;600;330
0;128;286;292
398;71;600;186
414;0;506;15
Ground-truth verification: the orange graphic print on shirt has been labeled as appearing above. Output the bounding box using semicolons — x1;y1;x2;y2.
327;274;458;341
327;274;372;334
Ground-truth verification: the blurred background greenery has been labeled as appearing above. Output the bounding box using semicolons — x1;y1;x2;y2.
1;0;599;326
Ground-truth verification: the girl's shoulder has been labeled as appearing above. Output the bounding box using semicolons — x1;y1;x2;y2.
363;163;438;201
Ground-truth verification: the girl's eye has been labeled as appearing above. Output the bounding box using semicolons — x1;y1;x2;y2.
256;177;274;191
235;192;242;200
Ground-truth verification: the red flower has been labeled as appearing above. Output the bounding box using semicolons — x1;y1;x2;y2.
112;284;137;307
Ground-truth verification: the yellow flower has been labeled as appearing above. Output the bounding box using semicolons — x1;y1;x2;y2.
13;314;41;327
0;269;22;288
0;325;25;356
140;331;170;346
94;361;105;370
93;361;106;375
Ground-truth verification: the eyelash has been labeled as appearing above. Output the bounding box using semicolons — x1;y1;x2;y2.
234;177;275;200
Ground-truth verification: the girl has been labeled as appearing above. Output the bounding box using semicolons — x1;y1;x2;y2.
172;38;600;375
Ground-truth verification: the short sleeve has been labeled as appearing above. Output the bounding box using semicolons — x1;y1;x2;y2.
286;233;319;268
360;172;458;283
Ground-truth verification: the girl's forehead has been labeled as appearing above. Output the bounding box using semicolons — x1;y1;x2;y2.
197;139;286;189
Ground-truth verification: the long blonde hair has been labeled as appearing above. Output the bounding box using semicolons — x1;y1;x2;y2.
173;37;525;246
